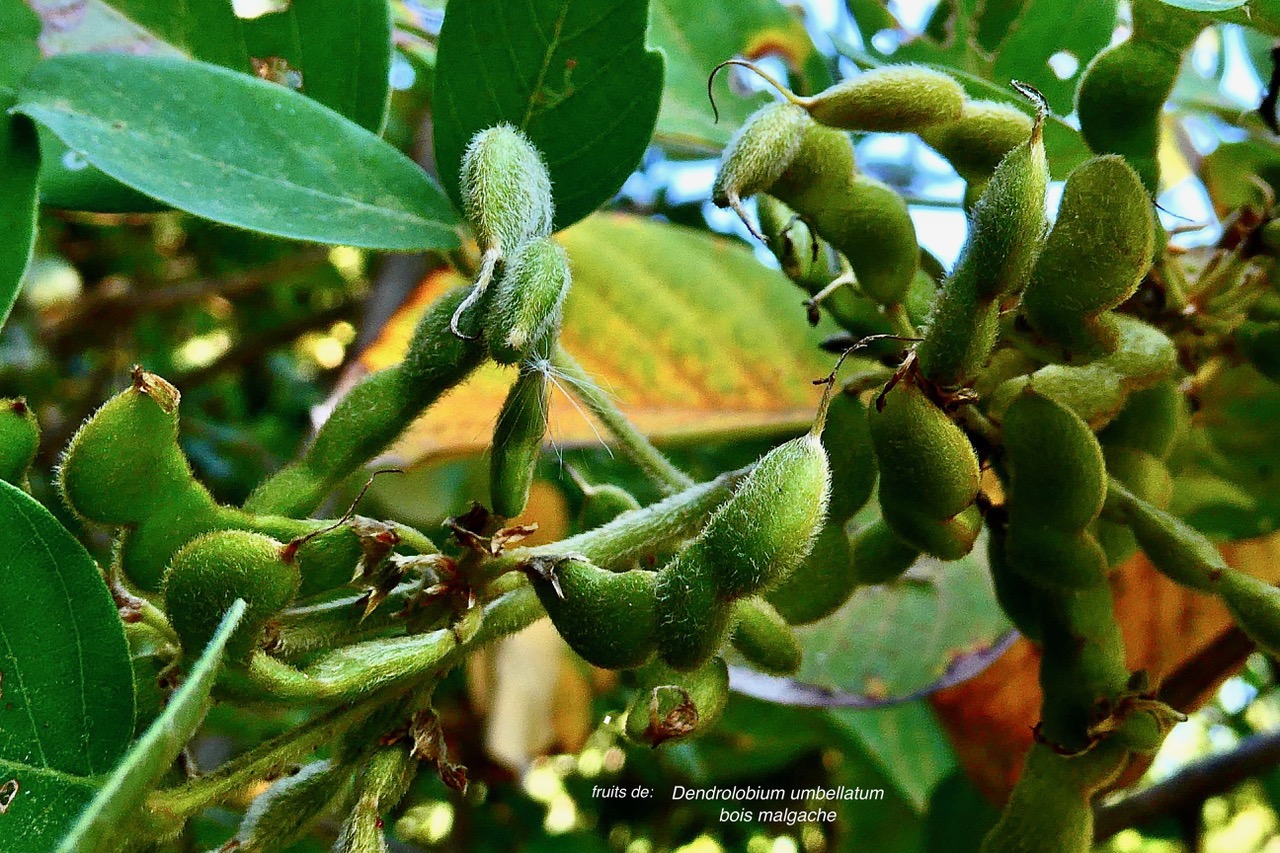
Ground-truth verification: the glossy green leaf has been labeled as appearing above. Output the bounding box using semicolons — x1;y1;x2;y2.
98;0;249;69
845;0;898;43
649;0;831;155
0;481;134;852
433;0;665;230
0;0;42;330
828;702;956;812
989;0;1117;114
241;0;393;133
16;53;460;250
56;600;247;853
789;529;1011;702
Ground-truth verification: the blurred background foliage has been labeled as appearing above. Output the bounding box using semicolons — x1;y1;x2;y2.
18;0;1280;850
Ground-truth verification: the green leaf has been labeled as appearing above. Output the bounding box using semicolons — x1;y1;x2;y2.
0;481;134;852
433;0;665;230
649;0;831;155
845;0;899;44
0;0;42;330
56;600;247;853
989;0;1118;114
788;531;1011;703
16;53;461;251
828;702;956;812
241;0;393;133
97;0;249;69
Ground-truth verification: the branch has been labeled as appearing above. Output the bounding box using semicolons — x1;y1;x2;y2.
1094;728;1280;841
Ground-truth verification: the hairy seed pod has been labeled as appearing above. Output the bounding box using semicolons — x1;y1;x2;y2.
981;742;1129;852
489;355;551;519
712;101;812;236
917;97;1049;385
700;429;831;598
58;369;194;526
231;759;349;852
1003;390;1107;531
335;745;417;853
1108;481;1224;593
991;315;1178;430
767;523;857;625
1235;320;1280;383
577;481;642;531
246;286;488;517
527;559;658;670
485;238;571;365
624;656;730;748
1006;524;1109;590
823;391;878;523
1020;156;1155;360
0;398;38;487
767;124;919;307
1096;447;1174;566
919;100;1034;185
1075;0;1202;193
655;542;733;671
729;596;802;675
757;195;831;293
869;382;981;522
460;124;553;253
163;530;300;660
800;64;965;132
1219;572;1280;658
1097;379;1185;460
986;517;1043;642
850;518;920;585
767;123;857;215
878;496;983;560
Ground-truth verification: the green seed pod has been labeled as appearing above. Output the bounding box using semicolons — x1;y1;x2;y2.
850;517;919;585
700;430;831;598
919;100;1034;185
1003;390;1107;532
712;101;812;236
232;759;349;852
335;745;417;853
624;656;730;748
981;742;1129;853
489;356;550;519
757;194;832;293
767;123;857;217
1096;446;1174;567
879;496;983;561
991;315;1178;430
1076;1;1202;194
526;558;658;670
1097;380;1186;460
767;523;857;625
1235;320;1280;383
460;124;553;253
868;382;981;522
485;238;571;365
1020;156;1155;361
246;286;488;517
730;596;802;675
163;530;300;660
577;481;642;531
1218;571;1280;658
799;64;965;133
0;398;39;487
825;175;920;307
917;96;1049;385
824;391;877;523
58;369;197;526
1006;524;1109;591
986;517;1043;642
1108;481;1223;592
655;542;733;671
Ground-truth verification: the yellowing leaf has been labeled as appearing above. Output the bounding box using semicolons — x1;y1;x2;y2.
361;214;840;467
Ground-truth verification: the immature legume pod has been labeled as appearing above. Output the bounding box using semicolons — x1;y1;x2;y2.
919;100;1034;185
0;398;38;487
485;237;571;365
527;558;658;670
489;353;551;519
730;596;802;675
799;65;966;133
230;759;349;852
460;124;553;253
623;656;730;748
712;100;812;236
163;530;300;660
